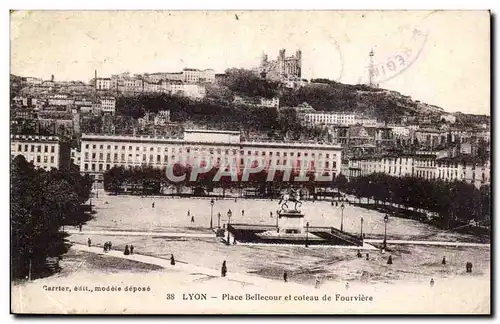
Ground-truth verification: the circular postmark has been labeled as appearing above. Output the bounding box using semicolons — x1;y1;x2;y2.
366;23;429;85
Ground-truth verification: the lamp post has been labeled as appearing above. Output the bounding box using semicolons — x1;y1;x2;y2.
360;215;364;239
305;222;310;247
276;210;280;232
217;212;221;228
210;199;214;230
340;203;345;232
383;214;389;249
226;209;232;245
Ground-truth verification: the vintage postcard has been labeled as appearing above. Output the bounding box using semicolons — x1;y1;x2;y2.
10;10;491;314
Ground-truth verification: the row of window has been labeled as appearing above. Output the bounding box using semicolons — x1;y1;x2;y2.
83;153;338;168
83;143;336;159
11;154;55;164
12;144;56;153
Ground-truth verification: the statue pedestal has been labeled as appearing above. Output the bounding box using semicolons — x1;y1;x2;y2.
279;210;305;234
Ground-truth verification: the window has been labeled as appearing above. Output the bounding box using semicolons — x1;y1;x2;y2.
325;161;329;168
106;153;110;161
157;155;161;163
37;145;41;152
51;146;55;153
164;155;168;163
326;154;330;159
115;145;118;150
43;156;48;163
17;144;22;151
85;152;89;160
31;145;34;152
99;164;103;171
92;153;96;159
92;145;96;149
50;156;54;163
114;153;118;160
150;147;154;151
333;161;337;168
24;145;28;151
106;164;110;170
99;153;103;160
85;144;89;149
143;154;146;161
84;163;88;171
107;145;111;150
100;145;103;149
149;155;153;162
136;147;140;151
121;154;125;161
122;146;126;150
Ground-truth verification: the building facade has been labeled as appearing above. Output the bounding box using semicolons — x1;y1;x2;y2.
10;135;70;170
348;154;490;188
301;112;357;126
259;49;302;82
100;97;116;114
80;130;342;181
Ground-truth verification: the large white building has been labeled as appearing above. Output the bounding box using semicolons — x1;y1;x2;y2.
348;154;490;188
182;68;215;83
100;97;116;114
80;130;342;181
302;112;357;126
11;135;68;170
95;78;112;90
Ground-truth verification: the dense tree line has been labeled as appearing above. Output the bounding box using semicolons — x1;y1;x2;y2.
221;68;280;99
11;156;93;279
347;173;491;227
103;165;349;198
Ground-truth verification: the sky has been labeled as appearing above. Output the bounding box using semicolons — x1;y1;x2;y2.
10;10;490;115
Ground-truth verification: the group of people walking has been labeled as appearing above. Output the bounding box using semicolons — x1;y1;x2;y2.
103;241;113;252
123;244;134;255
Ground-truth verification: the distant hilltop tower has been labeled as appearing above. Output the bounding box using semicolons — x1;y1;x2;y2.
368;48;379;88
259;49;302;82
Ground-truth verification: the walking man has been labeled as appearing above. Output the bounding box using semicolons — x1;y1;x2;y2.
430;278;435;287
79;223;82;232
130;244;134;254
191;215;195;223
283;271;288;283
124;245;130;255
152;202;155;208
87;238;91;247
221;261;227;277
442;256;446;265
170;254;175;265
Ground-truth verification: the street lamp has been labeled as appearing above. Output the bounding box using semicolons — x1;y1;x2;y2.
383;214;389;249
210;199;215;230
226;209;232;245
305;222;310;247
217;212;221;228
360;215;364;239
340;203;345;232
276;210;280;232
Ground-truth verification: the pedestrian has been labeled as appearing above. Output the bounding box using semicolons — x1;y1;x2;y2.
233;237;237;245
235;198;237;203
270;211;273;218
79;223;82;232
242;210;244;217
124;245;130;255
191;215;195;223
221;261;227;277
366;253;370;260
103;243;107;252
430;278;435;287
130;244;134;254
87;238;91;247
345;282;350;290
108;241;112;250
170;254;175;265
357;250;362;258
283;271;288;283
442;256;446;265
187;210;190;217
387;255;393;265
152;202;155;208
315;275;321;288
469;262;473;273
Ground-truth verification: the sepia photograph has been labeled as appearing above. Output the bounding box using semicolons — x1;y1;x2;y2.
9;10;491;314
